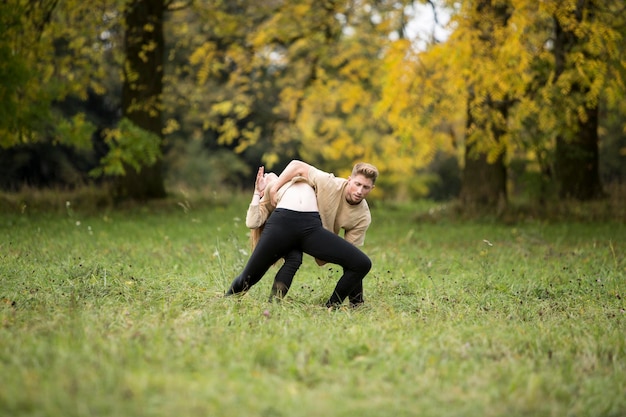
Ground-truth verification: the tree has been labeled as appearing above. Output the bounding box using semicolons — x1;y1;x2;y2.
113;0;167;199
458;0;512;210
379;0;626;206
185;1;277;159
245;0;451;197
460;91;509;210
0;0;178;199
0;0;100;150
550;0;611;200
4;0;625;206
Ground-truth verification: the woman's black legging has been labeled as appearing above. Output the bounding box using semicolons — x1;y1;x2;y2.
270;249;302;299
227;208;371;306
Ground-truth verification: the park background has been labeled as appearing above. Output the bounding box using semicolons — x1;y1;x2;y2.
1;1;625;416
1;0;625;212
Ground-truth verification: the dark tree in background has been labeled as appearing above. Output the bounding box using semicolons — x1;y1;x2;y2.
460;94;509;210
552;3;604;200
459;0;511;211
116;0;166;200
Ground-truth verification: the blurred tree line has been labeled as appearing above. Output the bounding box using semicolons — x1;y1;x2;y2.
1;0;624;209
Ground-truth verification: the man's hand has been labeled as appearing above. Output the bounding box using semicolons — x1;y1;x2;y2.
315;258;328;266
269;160;311;205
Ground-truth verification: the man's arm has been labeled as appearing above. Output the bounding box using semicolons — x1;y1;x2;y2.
344;224;368;247
269;160;311;205
345;206;372;246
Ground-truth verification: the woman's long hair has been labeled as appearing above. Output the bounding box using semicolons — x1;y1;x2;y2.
250;224;264;250
249;180;275;251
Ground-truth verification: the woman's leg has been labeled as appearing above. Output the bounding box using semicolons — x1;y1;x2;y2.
269;248;303;301
226;211;298;295
299;221;371;307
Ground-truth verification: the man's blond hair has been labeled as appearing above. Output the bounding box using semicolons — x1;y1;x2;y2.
352;162;379;184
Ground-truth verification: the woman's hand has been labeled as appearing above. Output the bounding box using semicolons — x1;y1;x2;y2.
255;166;267;197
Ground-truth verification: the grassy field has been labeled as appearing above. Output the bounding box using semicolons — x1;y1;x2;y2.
1;196;625;417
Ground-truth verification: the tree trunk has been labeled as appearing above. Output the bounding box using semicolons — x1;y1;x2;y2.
461;151;507;210
555;105;603;199
116;0;166;200
460;98;508;212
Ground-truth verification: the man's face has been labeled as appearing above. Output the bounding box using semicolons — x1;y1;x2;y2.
345;174;375;205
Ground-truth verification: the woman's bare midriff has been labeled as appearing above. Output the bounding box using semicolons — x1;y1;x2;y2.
276;181;319;212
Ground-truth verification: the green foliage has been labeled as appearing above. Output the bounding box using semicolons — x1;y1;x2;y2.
1;203;625;416
54;113;97;149
0;0;120;148
0;4;55;146
0;4;30;147
91;118;162;177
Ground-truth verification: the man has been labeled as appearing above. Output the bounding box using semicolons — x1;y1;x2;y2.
267;159;379;306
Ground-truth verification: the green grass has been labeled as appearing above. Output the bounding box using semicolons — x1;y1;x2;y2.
1;197;625;417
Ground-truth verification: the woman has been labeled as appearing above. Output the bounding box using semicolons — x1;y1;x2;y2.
245;168;303;300
226;167;372;307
